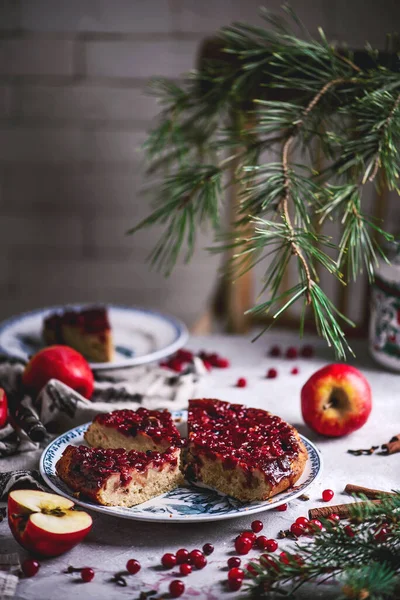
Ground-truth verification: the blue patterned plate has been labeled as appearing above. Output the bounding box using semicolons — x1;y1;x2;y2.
40;411;322;523
0;304;188;370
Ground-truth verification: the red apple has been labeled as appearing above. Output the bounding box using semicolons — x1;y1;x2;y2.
23;346;94;399
0;388;8;428
301;364;372;437
8;489;92;557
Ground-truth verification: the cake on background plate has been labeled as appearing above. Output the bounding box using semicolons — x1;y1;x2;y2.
43;306;113;363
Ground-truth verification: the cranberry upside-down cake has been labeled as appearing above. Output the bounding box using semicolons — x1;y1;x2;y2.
56;445;182;507
43;306;113;363
56;400;307;507
184;399;307;502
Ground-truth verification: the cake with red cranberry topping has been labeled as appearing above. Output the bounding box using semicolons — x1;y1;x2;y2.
184;399;307;502
43;306;113;363
56;445;182;507
84;408;182;453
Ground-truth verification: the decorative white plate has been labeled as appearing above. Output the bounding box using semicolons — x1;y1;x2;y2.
0;304;188;370
40;411;322;523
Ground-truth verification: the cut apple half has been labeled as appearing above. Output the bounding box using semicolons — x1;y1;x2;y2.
8;489;92;557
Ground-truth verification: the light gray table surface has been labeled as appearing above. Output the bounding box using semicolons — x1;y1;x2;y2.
1;331;399;600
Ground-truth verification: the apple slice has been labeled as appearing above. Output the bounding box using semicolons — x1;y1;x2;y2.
8;490;92;557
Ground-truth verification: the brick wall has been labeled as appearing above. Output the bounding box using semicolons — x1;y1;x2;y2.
0;0;399;328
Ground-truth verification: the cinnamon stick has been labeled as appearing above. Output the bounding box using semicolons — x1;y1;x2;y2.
381;433;400;455
308;500;381;521
344;484;394;499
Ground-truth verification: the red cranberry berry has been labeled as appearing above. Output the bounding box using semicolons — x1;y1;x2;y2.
193;554;207;569
251;520;263;533
246;563;258;576
375;527;389;542
161;553;176;568
189;549;203;562
295;516;309;527
179;563;192;576
228;579;242;591
265;539;278;553
126;559;141;575
322;489;334;502
228;567;244;582
236;377;247;388
215;357;230;368
308;519;323;532
169;359;184;372
256;536;269;550
269;345;281;357
276;503;288;511
81;568;95;583
235;536;252;555
240;531;256;542
300;345;314;358
328;513;340;523
203;543;214;555
169;580;185;598
203;360;212;371
176;549;189;564
279;552;290;565
21;559;40;578
228;557;241;568
286;347;298;359
291;367;299;375
290;523;305;537
266;368;278;379
344;525;355;538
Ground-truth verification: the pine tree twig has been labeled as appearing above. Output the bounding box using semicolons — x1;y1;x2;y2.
368;91;400;182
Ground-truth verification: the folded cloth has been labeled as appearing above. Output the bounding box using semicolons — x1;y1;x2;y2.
0;554;19;600
0;356;206;457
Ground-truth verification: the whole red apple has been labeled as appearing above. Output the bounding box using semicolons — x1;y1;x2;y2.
0;388;8;428
23;346;94;399
301;364;372;437
8;489;92;557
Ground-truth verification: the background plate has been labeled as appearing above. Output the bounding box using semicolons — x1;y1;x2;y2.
40;410;322;523
0;304;188;370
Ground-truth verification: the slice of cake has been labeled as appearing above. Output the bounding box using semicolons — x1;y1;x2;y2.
184;399;308;502
43;306;113;363
84;408;182;453
56;445;182;507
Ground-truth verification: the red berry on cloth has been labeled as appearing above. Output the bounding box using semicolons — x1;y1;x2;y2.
266;368;278;379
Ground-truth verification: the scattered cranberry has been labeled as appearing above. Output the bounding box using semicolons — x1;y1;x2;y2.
322;489;334;502
375;527;389;542
203;360;212;371
179;563;192;576
126;559;141;575
344;525;355;538
228;578;242;591
169;358;184;372
300;345;314;358
328;513;340;523
260;554;280;571
21;559;40;578
295;516;309;527
251;520;263;533
256;536;269;550
176;549;189;564
246;563;258;576
161;553;177;568
286;347;298;359
189;549;203;561
266;368;278;379
290;523;305;537
291;367;299;375
264;539;278;553
176;349;194;361
228;557;241;568
235;536;252;555
81;568;95;583
236;377;247;388
240;531;256;542
193;554;207;569
228;567;244;581
203;543;214;555
279;552;290;565
269;345;281;357
308;519;323;532
169;580;185;598
215;357;230;368
276;503;287;511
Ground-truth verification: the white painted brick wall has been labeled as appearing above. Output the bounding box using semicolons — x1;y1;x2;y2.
0;0;399;328
0;39;75;77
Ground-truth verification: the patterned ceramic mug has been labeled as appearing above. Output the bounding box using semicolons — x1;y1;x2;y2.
369;242;400;371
